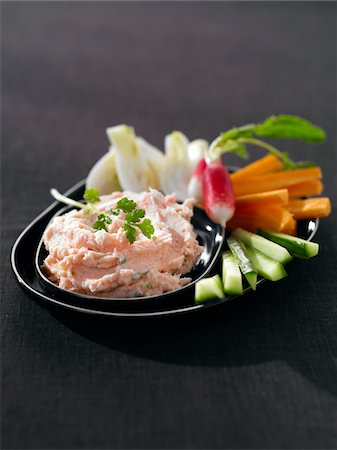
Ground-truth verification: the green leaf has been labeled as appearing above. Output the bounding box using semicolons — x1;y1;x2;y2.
123;223;137;244
284;160;317;170
84;188;101;204
292;160;317;168
125;208;145;223
218;124;255;142
108;208;120;216
116;197;137;213
93;213;111;232
136;218;155;239
255;115;326;142
220;141;249;159
210;136;249;161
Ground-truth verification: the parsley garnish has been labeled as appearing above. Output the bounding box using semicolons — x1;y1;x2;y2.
116;197;137;212
50;188;155;244
123;223;138;244
84;188;101;204
93;213;112;232
135;218;155;239
92;193;155;243
108;198;154;243
125;208;145;223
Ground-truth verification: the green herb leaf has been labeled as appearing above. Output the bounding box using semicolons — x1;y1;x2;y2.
218;141;249;159
125;208;145;223
136;218;155;239
116;197;137;213
218;124;255;142
255;115;326;142
284;160;317;170
209;115;326;167
210;136;249;160
84;188;101;204
93;213;112;232
123;223;137;244
108;208;120;216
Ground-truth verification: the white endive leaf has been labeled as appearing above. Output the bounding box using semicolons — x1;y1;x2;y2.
137;137;165;189
160;132;206;201
106;125;158;192
165;131;189;162
188;139;208;167
86;148;121;194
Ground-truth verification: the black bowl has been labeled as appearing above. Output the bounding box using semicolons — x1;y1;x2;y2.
34;202;225;310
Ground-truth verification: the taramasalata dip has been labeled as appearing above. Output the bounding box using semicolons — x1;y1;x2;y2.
43;189;203;298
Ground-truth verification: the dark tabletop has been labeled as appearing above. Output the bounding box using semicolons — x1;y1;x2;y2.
2;2;337;449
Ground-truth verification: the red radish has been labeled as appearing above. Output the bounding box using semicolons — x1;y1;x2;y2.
202;162;235;227
187;158;207;202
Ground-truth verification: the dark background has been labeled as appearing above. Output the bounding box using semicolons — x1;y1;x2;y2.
2;2;337;449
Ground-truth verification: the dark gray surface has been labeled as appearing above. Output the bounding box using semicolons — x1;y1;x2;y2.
2;2;337;449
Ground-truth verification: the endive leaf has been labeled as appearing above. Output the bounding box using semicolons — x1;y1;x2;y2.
107;125;158;192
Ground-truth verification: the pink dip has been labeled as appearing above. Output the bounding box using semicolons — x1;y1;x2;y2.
43;189;203;298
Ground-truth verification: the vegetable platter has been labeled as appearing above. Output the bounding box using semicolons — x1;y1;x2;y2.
11;115;332;317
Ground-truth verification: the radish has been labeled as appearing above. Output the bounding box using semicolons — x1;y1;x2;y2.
187;158;207;202
202;161;235;227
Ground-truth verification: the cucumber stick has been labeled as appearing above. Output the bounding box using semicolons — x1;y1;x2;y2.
227;237;257;290
258;228;319;259
232;227;292;264
245;246;287;281
195;274;224;304
222;251;243;295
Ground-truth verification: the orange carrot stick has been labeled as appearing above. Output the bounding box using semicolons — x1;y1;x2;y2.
232;167;322;196
287;197;331;220
230;154;283;182
228;206;296;234
235;189;289;209
287;180;323;198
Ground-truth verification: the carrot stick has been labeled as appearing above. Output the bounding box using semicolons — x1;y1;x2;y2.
232;167;322;196
235;189;289;209
228;206;296;234
287;197;331;220
230;154;283;182
287;180;323;198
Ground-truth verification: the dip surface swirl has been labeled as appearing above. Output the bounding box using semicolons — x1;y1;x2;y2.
43;189;203;298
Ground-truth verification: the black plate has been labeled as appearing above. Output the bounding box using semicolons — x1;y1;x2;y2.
11;179;319;318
